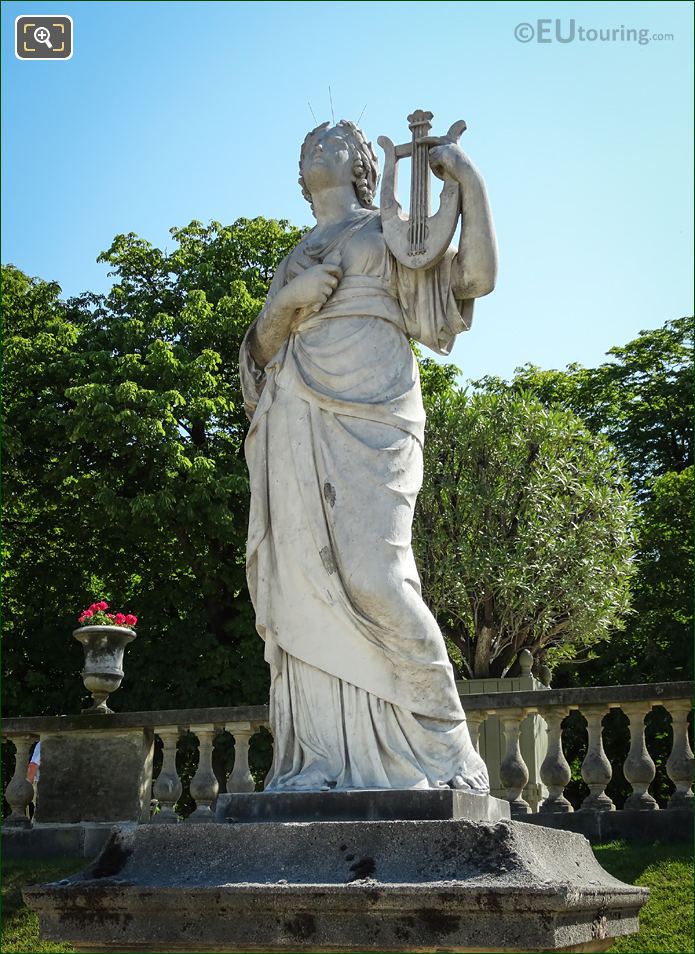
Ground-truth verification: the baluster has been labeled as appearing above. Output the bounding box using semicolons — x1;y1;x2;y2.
151;726;182;823
518;649;533;677
666;700;693;809
538;664;552;688
188;724;219;822
465;710;487;754
4;734;38;828
261;721;274;791
539;707;573;813
623;702;659;811
226;722;255;794
579;706;615;811
499;709;530;815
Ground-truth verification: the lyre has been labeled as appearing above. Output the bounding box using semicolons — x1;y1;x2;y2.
378;109;466;270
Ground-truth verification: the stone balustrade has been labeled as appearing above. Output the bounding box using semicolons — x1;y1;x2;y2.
2;705;268;833
2;683;692;838
456;682;693;818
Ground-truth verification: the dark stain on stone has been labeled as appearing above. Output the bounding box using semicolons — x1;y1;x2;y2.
592;911;608;939
55;887;134;929
319;545;337;575
364;886;383;905
478;892;503;912
348;856;376;880
284;912;316;940
323;480;337;508
339;844;347;851
345;853;355;862
394;923;412;942
85;834;132;879
416;907;460;936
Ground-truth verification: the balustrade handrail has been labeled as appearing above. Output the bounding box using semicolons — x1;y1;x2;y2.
2;704;269;736
457;680;693;713
2;682;692;736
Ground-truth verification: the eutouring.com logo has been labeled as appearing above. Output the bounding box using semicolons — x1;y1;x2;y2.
514;20;675;46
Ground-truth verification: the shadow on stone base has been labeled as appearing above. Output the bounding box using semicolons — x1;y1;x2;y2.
519;808;692;843
2;823;129;860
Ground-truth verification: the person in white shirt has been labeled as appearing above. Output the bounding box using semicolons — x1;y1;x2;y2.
26;740;41;783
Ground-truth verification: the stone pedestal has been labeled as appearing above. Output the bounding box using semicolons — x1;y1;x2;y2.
34;728;154;825
216;788;510;824
25;809;648;953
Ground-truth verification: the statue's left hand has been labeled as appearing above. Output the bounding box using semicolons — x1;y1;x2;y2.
426;142;473;182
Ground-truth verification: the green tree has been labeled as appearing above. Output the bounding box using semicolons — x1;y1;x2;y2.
4;231;688;710
413;383;636;678
479;317;693;495
587;466;693;685
2;266;95;713
475;317;693;686
2;218;303;718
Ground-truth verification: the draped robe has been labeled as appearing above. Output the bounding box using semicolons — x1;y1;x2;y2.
240;209;489;792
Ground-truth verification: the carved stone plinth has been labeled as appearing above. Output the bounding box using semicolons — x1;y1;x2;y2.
215;788;510;824
34;729;154;825
25;818;648;952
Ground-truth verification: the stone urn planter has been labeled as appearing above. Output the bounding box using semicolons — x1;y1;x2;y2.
73;625;136;713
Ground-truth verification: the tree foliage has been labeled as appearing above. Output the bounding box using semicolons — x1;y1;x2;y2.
414;369;636;678
3;221;690;728
477;317;693;496
2;218;303;717
587;465;693;685
474;317;693;686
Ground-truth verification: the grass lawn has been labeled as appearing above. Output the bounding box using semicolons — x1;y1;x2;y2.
593;841;693;953
2;858;84;953
2;841;692;953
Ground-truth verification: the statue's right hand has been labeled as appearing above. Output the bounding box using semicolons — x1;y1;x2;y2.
280;263;343;317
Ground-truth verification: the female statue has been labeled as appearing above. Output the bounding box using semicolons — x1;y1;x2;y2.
240;116;497;793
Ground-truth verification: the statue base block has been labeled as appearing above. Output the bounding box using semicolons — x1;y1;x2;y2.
24;816;647;952
216;788;510;823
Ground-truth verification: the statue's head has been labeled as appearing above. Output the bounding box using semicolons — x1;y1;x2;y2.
299;120;379;214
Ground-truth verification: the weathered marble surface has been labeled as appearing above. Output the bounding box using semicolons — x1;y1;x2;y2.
240;116;498;793
24;819;648;952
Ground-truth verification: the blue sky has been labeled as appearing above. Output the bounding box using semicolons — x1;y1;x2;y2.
3;0;693;381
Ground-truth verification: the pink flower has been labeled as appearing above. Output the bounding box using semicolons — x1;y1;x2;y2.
83;610;93;619
97;601;108;611
88;603;99;613
114;613;126;625
107;614;115;620
125;614;137;626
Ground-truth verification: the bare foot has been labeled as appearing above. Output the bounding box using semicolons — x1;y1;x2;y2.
450;771;489;794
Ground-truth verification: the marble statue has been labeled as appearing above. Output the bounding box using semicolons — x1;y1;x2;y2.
240;110;498;793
